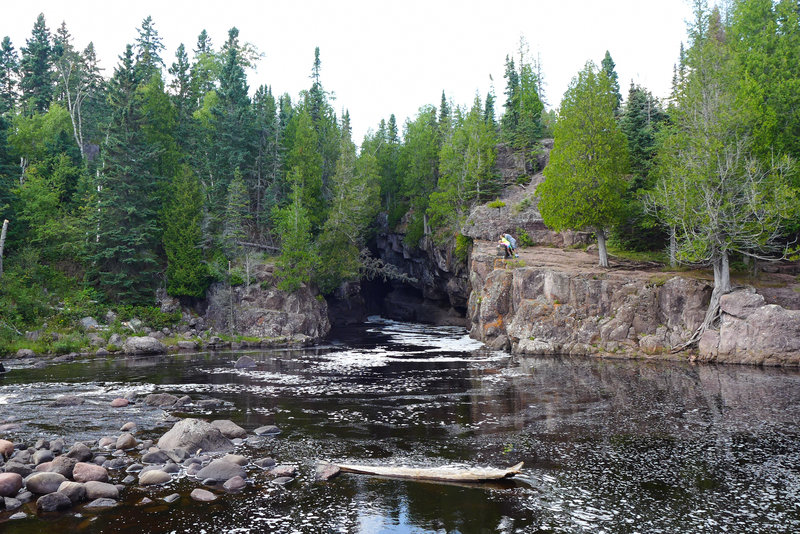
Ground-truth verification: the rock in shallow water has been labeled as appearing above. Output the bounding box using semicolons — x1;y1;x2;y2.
0;473;23;497
138;470;171;486
57;481;86;504
190;488;217;502
253;425;281;436
85;497;118;508
25;472;67;494
195;459;246;482
222;475;246;491
315;463;340;481
84;481;118;500
73;462;109;483
156;418;233;454
36;492;72;512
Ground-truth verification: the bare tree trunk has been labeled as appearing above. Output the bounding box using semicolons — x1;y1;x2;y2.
673;250;730;352
596;228;609;268
669;227;677;268
0;219;8;278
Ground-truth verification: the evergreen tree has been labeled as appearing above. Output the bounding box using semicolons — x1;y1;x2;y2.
484;83;496;128
190;29;218;105
304;47;339;202
429;95;498;233
501;55;519;135
286;107;324;228
222;167;249;258
601;50;622;113
163;165;209;298
19;13;53;115
86;44;161;305
538;61;629;267
134;16;165;81
252;84;281;235
0;37;19;114
272;174;318;292
398;105;439;238
501;42;545;149
317;123;380;292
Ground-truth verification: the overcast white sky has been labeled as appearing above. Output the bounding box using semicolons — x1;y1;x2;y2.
3;0;694;142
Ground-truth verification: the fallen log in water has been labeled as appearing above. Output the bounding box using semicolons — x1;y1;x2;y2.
331;461;524;482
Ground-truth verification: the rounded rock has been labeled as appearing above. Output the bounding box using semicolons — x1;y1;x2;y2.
73;462;109;483
194;459;246;483
85;497;118;508
57;481;86;504
116;433;137;450
84;481;119;500
222;475;246;491
120;422;137;432
0;472;23;497
36;492;72;513
0;439;15;457
221;454;248;466
25;472;67;494
190;488;217;502
138;470;171;486
111;398;129;408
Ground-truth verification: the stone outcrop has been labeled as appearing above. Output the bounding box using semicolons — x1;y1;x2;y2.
156;418;234;454
205;262;329;343
467;241;800;366
122;336;166;355
697;289;800;365
462;140;590;248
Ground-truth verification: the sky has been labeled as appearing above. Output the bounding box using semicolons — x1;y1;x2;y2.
3;0;695;142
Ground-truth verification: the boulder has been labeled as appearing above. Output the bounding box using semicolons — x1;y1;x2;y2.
253;425;281;436
221;454;248;466
268;465;297;478
315;463;340;481
194;459;246;482
83;481;118;500
116;433;137;450
190;488;217;502
211;420;247;439
36;492;72;512
177;341;198;351
80;317;100;331
4;497;22;511
123;336;166;355
32;449;54;465
66;443;93;462
271;476;293;486
16;348;35;358
233;355;257;369
25;472;67;494
111;398;129;408
141;450;170;464
52;395;85;407
0;472;23;497
222;475;246;491
156;418;234;454
72;462;108;483
85;498;117;508
254;458;276;469
138;470;171;486
57;481;86;504
120;422;137;432
0;439;14;457
41;456;76;478
142;393;178;407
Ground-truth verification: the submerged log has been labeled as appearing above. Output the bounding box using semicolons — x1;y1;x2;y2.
331;461;523;482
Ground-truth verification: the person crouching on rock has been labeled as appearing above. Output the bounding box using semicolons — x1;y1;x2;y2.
499;235;513;258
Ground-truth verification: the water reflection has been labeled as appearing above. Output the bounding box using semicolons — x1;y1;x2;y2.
0;318;799;533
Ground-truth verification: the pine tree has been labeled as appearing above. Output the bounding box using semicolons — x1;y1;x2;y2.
190;29;218;106
86;44;161;305
134;16;165;81
163;165;209;298
222;167;249;258
601;50;622;114
272;174;318;292
287;107;324;229
0;37;18;114
252;84;281;235
19;14;53;115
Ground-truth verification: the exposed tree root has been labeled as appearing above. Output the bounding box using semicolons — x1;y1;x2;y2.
671;287;723;353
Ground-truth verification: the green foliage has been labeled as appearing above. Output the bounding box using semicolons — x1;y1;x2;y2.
454;234;473;264
538;61;629;236
116;305;181;330
163;165;210;298
403;213;424;248
487;199;506;209
501;39;545;150
428;95;498;232
515;228;534;247
272;177;318;292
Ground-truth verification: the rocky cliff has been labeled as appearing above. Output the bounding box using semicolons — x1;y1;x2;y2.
467;241;800;366
205;263;330;344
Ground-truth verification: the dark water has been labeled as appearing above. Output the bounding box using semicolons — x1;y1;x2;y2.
1;318;800;533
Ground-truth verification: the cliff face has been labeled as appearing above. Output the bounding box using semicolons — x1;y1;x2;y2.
467;241;800;366
205;263;330;343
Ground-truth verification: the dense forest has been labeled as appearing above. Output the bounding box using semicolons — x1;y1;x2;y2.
0;0;798;352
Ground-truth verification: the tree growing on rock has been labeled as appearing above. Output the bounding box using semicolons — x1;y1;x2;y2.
648;4;799;349
537;61;629;267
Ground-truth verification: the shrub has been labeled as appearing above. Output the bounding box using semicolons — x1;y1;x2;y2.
515;228;534;247
487;199;506;209
455;234;473;264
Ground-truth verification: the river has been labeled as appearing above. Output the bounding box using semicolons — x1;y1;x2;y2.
1;318;799;533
